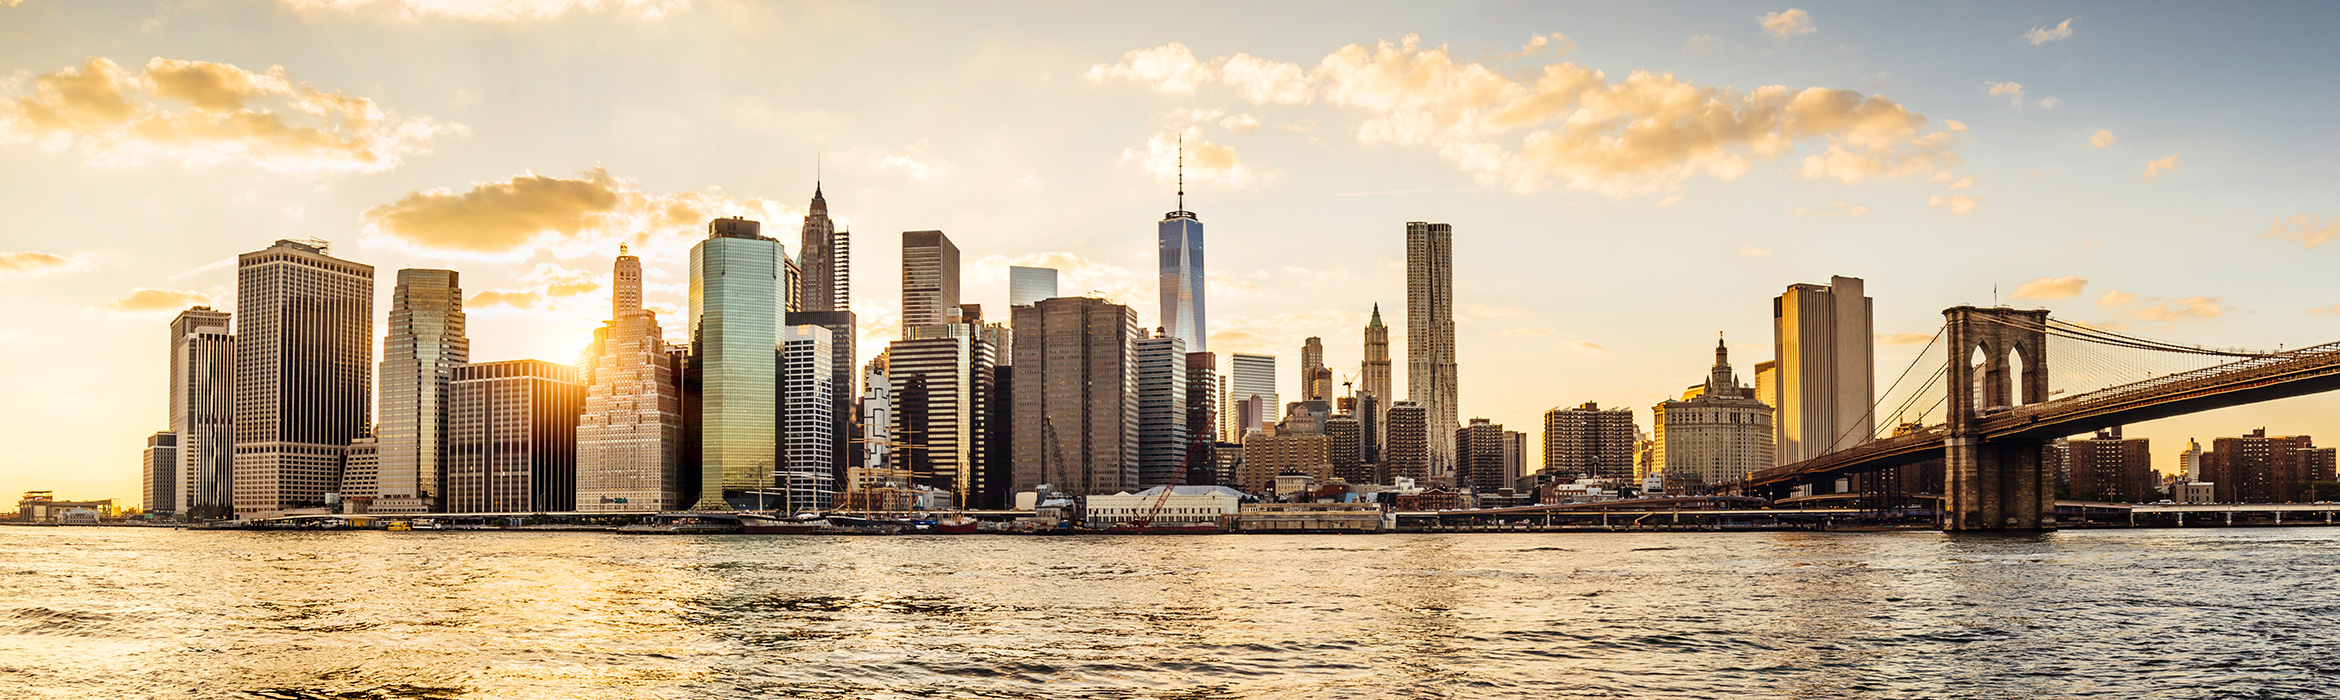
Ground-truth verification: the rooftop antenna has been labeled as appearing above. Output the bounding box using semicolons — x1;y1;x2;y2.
1177;133;1185;213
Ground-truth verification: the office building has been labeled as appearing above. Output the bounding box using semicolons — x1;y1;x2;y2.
1184;351;1219;484
1011;295;1139;496
142;432;176;515
1361;304;1392;460
1160;180;1207;352
778;325;838;512
1135;332;1189;488
1009;266;1058;307
577;247;687;513
1544;402;1638;482
1406;222;1460;477
901;230;960;331
2201;429;2336;503
1504;430;1527;487
1300;337;1325;402
1773;275;1875;463
2066;427;2151;503
845;354;905;507
2181;438;2204;481
232;239;373;517
341;434;378;504
1239;432;1330;493
888;301;1000;508
1226;353;1277;440
445;360;583;514
690;218;783;510
168;307;233;517
797;183;849;313
1652;336;1776;489
1456;418;1508;491
375;269;468;514
1384;400;1429;484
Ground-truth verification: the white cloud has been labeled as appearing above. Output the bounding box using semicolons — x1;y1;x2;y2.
466;263;602;310
0;57;460;175
1565;340;1606;353
1124;127;1255;189
277;0;689;21
1986;81;2025;106
359;166;801;262
1091;35;1968;196
2023;18;2076;45
100;287;212;314
1760;9;1816;37
1501;33;1576;60
1947;176;1976;190
0;251;86;279
1927;193;1979;215
870;142;952;181
2128;296;2224;323
2310;304;2340;317
1741;247;1772;257
2089;129;2115;149
2263;213;2339;249
2010;276;2086;300
1657;195;1683;207
2097;290;2136;307
1685;34;1726;53
1218;113;1261;133
2036;96;2060;109
1217;53;1312;105
2142;155;2180;182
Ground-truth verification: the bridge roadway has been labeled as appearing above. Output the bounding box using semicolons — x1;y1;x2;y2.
1744;339;2340;493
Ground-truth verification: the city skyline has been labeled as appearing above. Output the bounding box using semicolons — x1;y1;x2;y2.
10;3;2340;501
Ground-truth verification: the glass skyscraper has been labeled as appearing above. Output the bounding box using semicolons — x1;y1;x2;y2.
1009;266;1058;307
691;217;783;510
1159;205;1206;352
232;239;373;517
376;268;467;514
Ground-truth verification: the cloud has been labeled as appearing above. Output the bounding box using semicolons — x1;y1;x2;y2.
1947;176;1975;190
1928;193;1980;215
1497;327;1556;337
1685;34;1726;53
2010;275;2086;300
1740;247;1772;257
1500;33;1577;61
870;142;952;181
2310;304;2340;317
1787;200;1871;218
1219;113;1260;133
2097;290;2135;307
1124;127;1254;189
1565;340;1606;353
359;166;800;262
2128;296;2224;323
2023;18;2076;45
101;287;211;314
2142;155;2180;182
0;251;85;279
2037;97;2059;109
466;263;601;310
2263;213;2339;249
1760;9;1816;37
1876;332;1933;346
1985;81;2025;106
276;0;688;21
0;57;459;174
1217;54;1312;105
1090;35;1968;196
2089;129;2115;149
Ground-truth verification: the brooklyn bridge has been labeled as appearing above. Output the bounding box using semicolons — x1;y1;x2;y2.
1732;305;2340;530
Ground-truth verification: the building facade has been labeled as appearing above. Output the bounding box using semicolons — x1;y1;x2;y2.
446;360;583;514
1773;276;1875;464
1384;400;1429;484
1361;304;1392;462
142;432;176;515
2201;429;2336;503
169;307;233;517
375;268;468;514
1226;353;1277;440
1010;296;1139;496
1456;418;1508;491
1159;197;1207;353
690;218;783;510
576;247;686;513
232;239;373;517
1652;337;1775;489
1544;402;1638;482
1406;222;1460;478
901;230;960;329
1135;332;1189;488
1009;266;1059;307
887;320;998;508
778;325;838;512
1326;413;1366;484
1239;433;1330;493
2066;426;2151;503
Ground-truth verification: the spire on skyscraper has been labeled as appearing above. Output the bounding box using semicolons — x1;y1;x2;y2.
1369;303;1384;328
1176;133;1184;213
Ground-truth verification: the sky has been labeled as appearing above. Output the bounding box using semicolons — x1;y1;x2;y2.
5;0;2340;504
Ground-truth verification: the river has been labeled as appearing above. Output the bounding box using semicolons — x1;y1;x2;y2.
1;527;2333;698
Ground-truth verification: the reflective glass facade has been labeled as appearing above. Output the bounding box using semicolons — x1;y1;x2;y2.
1158;211;1206;352
690;220;782;510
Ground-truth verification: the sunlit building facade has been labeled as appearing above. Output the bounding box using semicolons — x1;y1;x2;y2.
375;268;468;514
691;218;783;510
168;306;233;516
1160;203;1206;353
577;247;686;513
1135;332;1189;488
778;325;838;513
445;360;583;514
1406;222;1459;478
232;239;373;517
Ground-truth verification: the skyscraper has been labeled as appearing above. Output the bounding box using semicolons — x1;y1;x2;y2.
778;325;838;512
1011;296;1139;496
1009;266;1059;307
232;239;373;517
1159;158;1207;353
887;323;996;508
1543;402;1638;482
1456;418;1507;491
791;185;859;486
691;217;783;510
1226;353;1277;439
1183;351;1218;484
577;246;686;513
142;432;176;516
445;360;582;514
376;269;468;514
168;306;232;517
1384;401;1429;484
1135;331;1189;488
1361;304;1392;464
1406;221;1459;478
1300;336;1325;402
901;231;960;331
1773;275;1875;463
1653;336;1775;489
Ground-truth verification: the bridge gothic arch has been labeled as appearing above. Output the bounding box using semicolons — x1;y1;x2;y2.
1943;306;2055;530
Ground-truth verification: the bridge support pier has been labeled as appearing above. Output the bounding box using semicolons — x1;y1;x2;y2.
1942;306;2055;531
1946;436;2057;530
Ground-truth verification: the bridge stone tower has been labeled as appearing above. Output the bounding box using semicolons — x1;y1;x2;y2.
1944;306;2054;530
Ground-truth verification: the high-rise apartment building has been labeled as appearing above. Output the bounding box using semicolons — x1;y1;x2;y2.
232;239;373;517
1326;413;1366;484
1773;276;1875;463
142;432;176;515
1543;402;1638;482
1456;418;1508;491
168;307;233;516
1159;186;1207;353
901;230;961;331
1504;430;1527;488
691;217;784;510
2201;429;2336;503
1652;337;1776;489
375;269;468;514
1405;222;1460;477
1300;337;1325;402
1239;433;1329;494
1384;401;1429;483
778;325;838;512
1009;266;1058;307
1010;296;1139;496
1226;353;1277;440
577;247;687;513
1361;304;1392;460
2066;426;2151;503
1135;332;1189;488
445;360;583;514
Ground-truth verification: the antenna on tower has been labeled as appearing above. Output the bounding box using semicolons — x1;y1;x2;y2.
1176;133;1185;212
